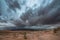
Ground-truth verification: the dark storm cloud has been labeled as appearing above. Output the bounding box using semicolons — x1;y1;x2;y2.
24;0;60;25
5;0;21;11
0;0;60;30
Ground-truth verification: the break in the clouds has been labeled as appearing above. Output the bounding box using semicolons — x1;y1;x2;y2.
0;0;53;20
0;0;60;30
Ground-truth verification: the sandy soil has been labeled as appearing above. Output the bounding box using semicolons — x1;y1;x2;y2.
0;28;60;40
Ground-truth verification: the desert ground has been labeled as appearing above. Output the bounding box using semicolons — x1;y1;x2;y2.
0;28;60;40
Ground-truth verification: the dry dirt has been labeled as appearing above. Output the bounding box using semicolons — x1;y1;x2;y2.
0;28;60;40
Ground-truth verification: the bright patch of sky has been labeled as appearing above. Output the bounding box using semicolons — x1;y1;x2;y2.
0;0;53;20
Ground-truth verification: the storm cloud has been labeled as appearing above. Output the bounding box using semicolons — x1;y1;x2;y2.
0;0;60;30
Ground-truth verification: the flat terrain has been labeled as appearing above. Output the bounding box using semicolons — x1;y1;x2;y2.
0;28;60;40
